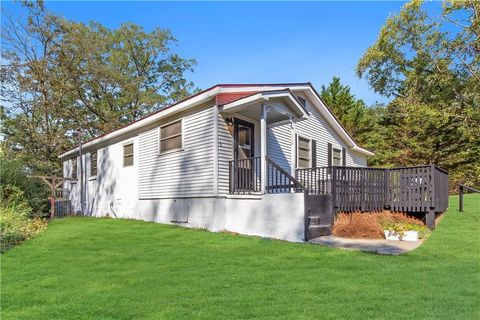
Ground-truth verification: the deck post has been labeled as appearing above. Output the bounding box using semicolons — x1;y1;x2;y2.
426;209;435;229
260;104;268;194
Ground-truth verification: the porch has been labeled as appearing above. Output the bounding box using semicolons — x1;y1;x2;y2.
228;159;449;236
219;89;308;195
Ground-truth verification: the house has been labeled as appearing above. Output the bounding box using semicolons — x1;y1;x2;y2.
61;83;374;242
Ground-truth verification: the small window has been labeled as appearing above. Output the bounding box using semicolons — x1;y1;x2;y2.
332;148;342;166
123;143;134;167
297;136;311;168
160;120;182;153
297;96;309;115
297;96;307;108
71;157;78;179
90;151;97;177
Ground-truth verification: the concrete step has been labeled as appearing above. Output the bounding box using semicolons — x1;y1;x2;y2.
308;224;332;239
309;216;324;225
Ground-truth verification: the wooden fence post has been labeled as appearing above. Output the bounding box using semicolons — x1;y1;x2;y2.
459;185;464;213
384;169;390;209
426;165;436;229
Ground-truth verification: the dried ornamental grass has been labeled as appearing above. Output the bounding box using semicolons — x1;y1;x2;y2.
332;210;425;239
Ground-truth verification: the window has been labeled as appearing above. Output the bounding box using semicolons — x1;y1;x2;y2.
332;148;342;166
123;143;134;167
297;96;309;115
297;96;307;108
71;157;78;179
160;120;182;153
90;151;97;177
297;136;311;168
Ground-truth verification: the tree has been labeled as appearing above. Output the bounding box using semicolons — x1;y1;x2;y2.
320;77;378;148
356;0;480;187
1;1;197;174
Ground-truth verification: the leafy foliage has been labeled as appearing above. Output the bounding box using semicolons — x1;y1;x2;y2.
355;0;480;188
1;1;197;175
0;185;48;253
0;147;49;216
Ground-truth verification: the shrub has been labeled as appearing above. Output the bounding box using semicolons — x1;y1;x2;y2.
0;185;48;252
380;219;430;239
0;206;48;253
0;149;49;217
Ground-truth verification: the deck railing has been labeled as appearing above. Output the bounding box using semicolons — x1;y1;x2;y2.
229;156;303;194
229;156;261;194
296;165;449;213
266;157;303;193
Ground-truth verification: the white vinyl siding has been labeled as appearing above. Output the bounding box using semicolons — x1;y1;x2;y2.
293;92;366;167
138;104;215;198
267;124;292;174
264;93;367;169
218;113;234;195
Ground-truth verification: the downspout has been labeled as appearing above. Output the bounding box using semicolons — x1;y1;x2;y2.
77;128;85;216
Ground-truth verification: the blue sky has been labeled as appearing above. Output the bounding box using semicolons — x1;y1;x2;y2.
3;1;420;105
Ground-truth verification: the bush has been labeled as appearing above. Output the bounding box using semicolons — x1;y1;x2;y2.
379;219;430;239
0;149;49;218
0;185;48;253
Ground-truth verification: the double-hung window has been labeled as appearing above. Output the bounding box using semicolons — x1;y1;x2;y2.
160;120;182;153
90;151;97;177
297;136;311;168
123;143;134;167
72;157;78;179
332;147;342;166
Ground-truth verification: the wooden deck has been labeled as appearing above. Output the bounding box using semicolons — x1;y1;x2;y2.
296;165;449;214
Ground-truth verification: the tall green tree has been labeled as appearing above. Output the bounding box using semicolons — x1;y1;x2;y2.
1;1;197;174
356;0;480;187
320;77;378;145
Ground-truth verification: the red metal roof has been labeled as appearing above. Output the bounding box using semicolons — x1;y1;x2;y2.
215;91;259;105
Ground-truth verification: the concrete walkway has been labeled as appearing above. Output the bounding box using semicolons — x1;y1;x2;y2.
309;235;423;255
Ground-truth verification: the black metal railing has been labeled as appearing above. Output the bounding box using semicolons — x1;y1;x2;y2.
266;157;303;193
295;165;449;213
229;156;261;194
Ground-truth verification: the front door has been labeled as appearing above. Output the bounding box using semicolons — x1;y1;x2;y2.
233;119;256;192
234;118;254;161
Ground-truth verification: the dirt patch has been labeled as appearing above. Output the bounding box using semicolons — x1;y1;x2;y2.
332;211;425;239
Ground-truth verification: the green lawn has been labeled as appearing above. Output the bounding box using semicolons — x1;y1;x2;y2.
1;195;479;319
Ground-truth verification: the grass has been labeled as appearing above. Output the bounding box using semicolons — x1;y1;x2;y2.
1;195;479;319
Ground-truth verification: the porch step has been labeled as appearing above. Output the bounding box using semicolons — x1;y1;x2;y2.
308;224;332;239
308;216;331;226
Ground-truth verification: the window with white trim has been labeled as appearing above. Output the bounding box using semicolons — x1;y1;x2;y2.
123;143;134;167
332;147;342;166
71;157;78;179
90;151;97;177
297;135;311;168
160;120;182;153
